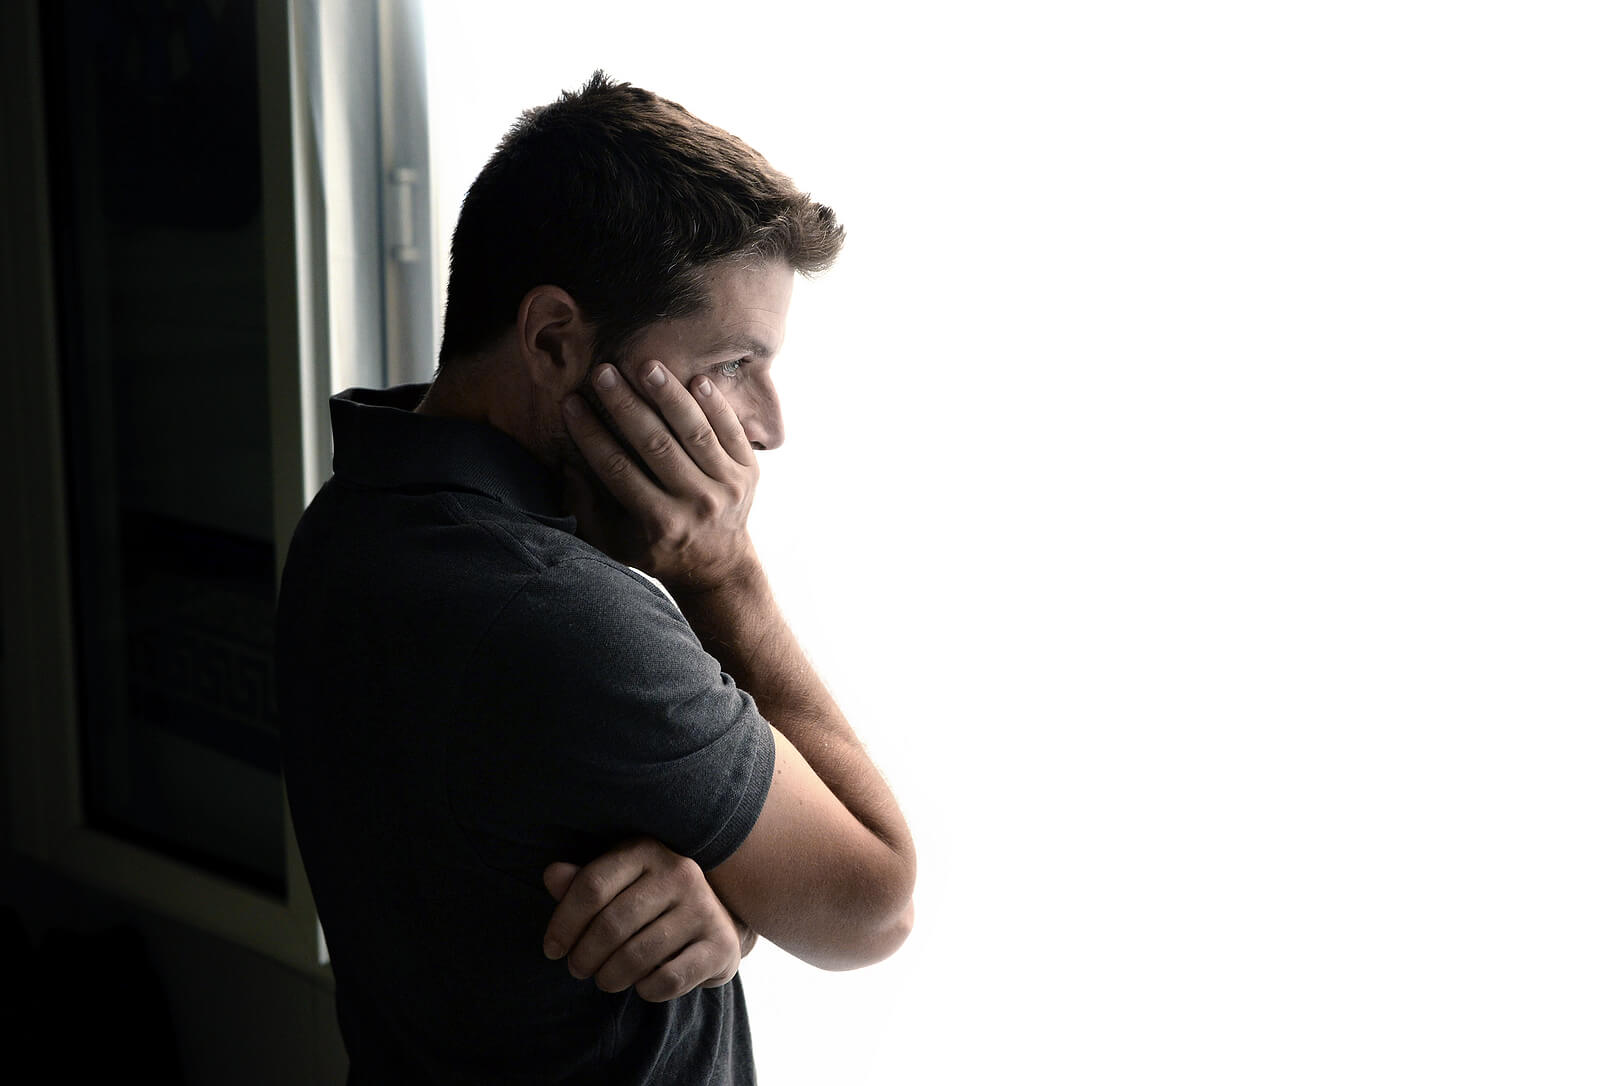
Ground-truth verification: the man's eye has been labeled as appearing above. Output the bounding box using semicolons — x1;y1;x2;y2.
714;359;747;378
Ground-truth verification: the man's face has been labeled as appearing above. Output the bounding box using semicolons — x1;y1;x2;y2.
545;257;793;558
603;258;794;453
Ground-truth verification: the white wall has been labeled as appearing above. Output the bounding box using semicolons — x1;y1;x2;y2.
425;4;1600;1082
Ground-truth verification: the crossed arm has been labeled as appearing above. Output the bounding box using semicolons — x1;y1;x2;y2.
538;355;916;997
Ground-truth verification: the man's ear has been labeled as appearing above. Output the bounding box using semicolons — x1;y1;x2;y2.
515;285;593;393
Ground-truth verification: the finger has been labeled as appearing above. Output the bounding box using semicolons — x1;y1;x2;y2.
565;875;682;981
542;849;649;960
636;365;745;479
542;862;580;902
561;392;670;515
684;374;757;470
588;364;706;494
590;910;696;994
634;940;739;1003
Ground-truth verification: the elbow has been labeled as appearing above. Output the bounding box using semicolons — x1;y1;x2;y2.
869;895;916;965
817;853;916;971
857;841;916;964
872;853;916;959
816;894;914;972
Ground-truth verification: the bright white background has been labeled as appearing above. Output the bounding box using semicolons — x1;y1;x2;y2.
424;3;1598;1082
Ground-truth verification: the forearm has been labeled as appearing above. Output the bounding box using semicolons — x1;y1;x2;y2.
674;559;916;881
562;359;915;967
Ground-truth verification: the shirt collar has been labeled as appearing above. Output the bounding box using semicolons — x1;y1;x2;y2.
329;384;576;531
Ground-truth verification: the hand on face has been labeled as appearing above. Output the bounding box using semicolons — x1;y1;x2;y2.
561;358;760;593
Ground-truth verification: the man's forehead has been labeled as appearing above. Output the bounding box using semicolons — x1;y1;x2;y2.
660;260;793;357
702;257;793;300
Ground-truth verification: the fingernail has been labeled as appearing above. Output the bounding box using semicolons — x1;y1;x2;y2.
695;377;713;399
562;395;582;417
645;363;667;389
594;365;617;391
544;939;563;959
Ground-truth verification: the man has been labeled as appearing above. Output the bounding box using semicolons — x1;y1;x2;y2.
276;72;915;1084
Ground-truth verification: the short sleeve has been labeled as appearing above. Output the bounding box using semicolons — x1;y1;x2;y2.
445;556;775;871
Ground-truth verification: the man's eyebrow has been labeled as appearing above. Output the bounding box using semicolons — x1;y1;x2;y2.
704;335;773;360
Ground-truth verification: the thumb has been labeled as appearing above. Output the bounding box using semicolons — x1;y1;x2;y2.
543;861;580;902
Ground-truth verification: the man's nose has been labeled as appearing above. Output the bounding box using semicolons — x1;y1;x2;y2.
741;401;785;452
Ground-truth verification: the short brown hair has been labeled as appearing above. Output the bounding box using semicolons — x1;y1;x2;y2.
438;71;845;367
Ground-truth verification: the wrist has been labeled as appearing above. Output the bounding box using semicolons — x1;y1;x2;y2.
668;545;767;609
670;551;776;653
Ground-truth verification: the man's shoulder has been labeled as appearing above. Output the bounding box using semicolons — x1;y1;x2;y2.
430;489;679;620
431;486;593;576
279;478;686;683
290;474;608;584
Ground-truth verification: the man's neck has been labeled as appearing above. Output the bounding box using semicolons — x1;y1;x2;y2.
413;359;483;419
417;353;548;456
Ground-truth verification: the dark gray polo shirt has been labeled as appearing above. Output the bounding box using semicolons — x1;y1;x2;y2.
276;385;775;1085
